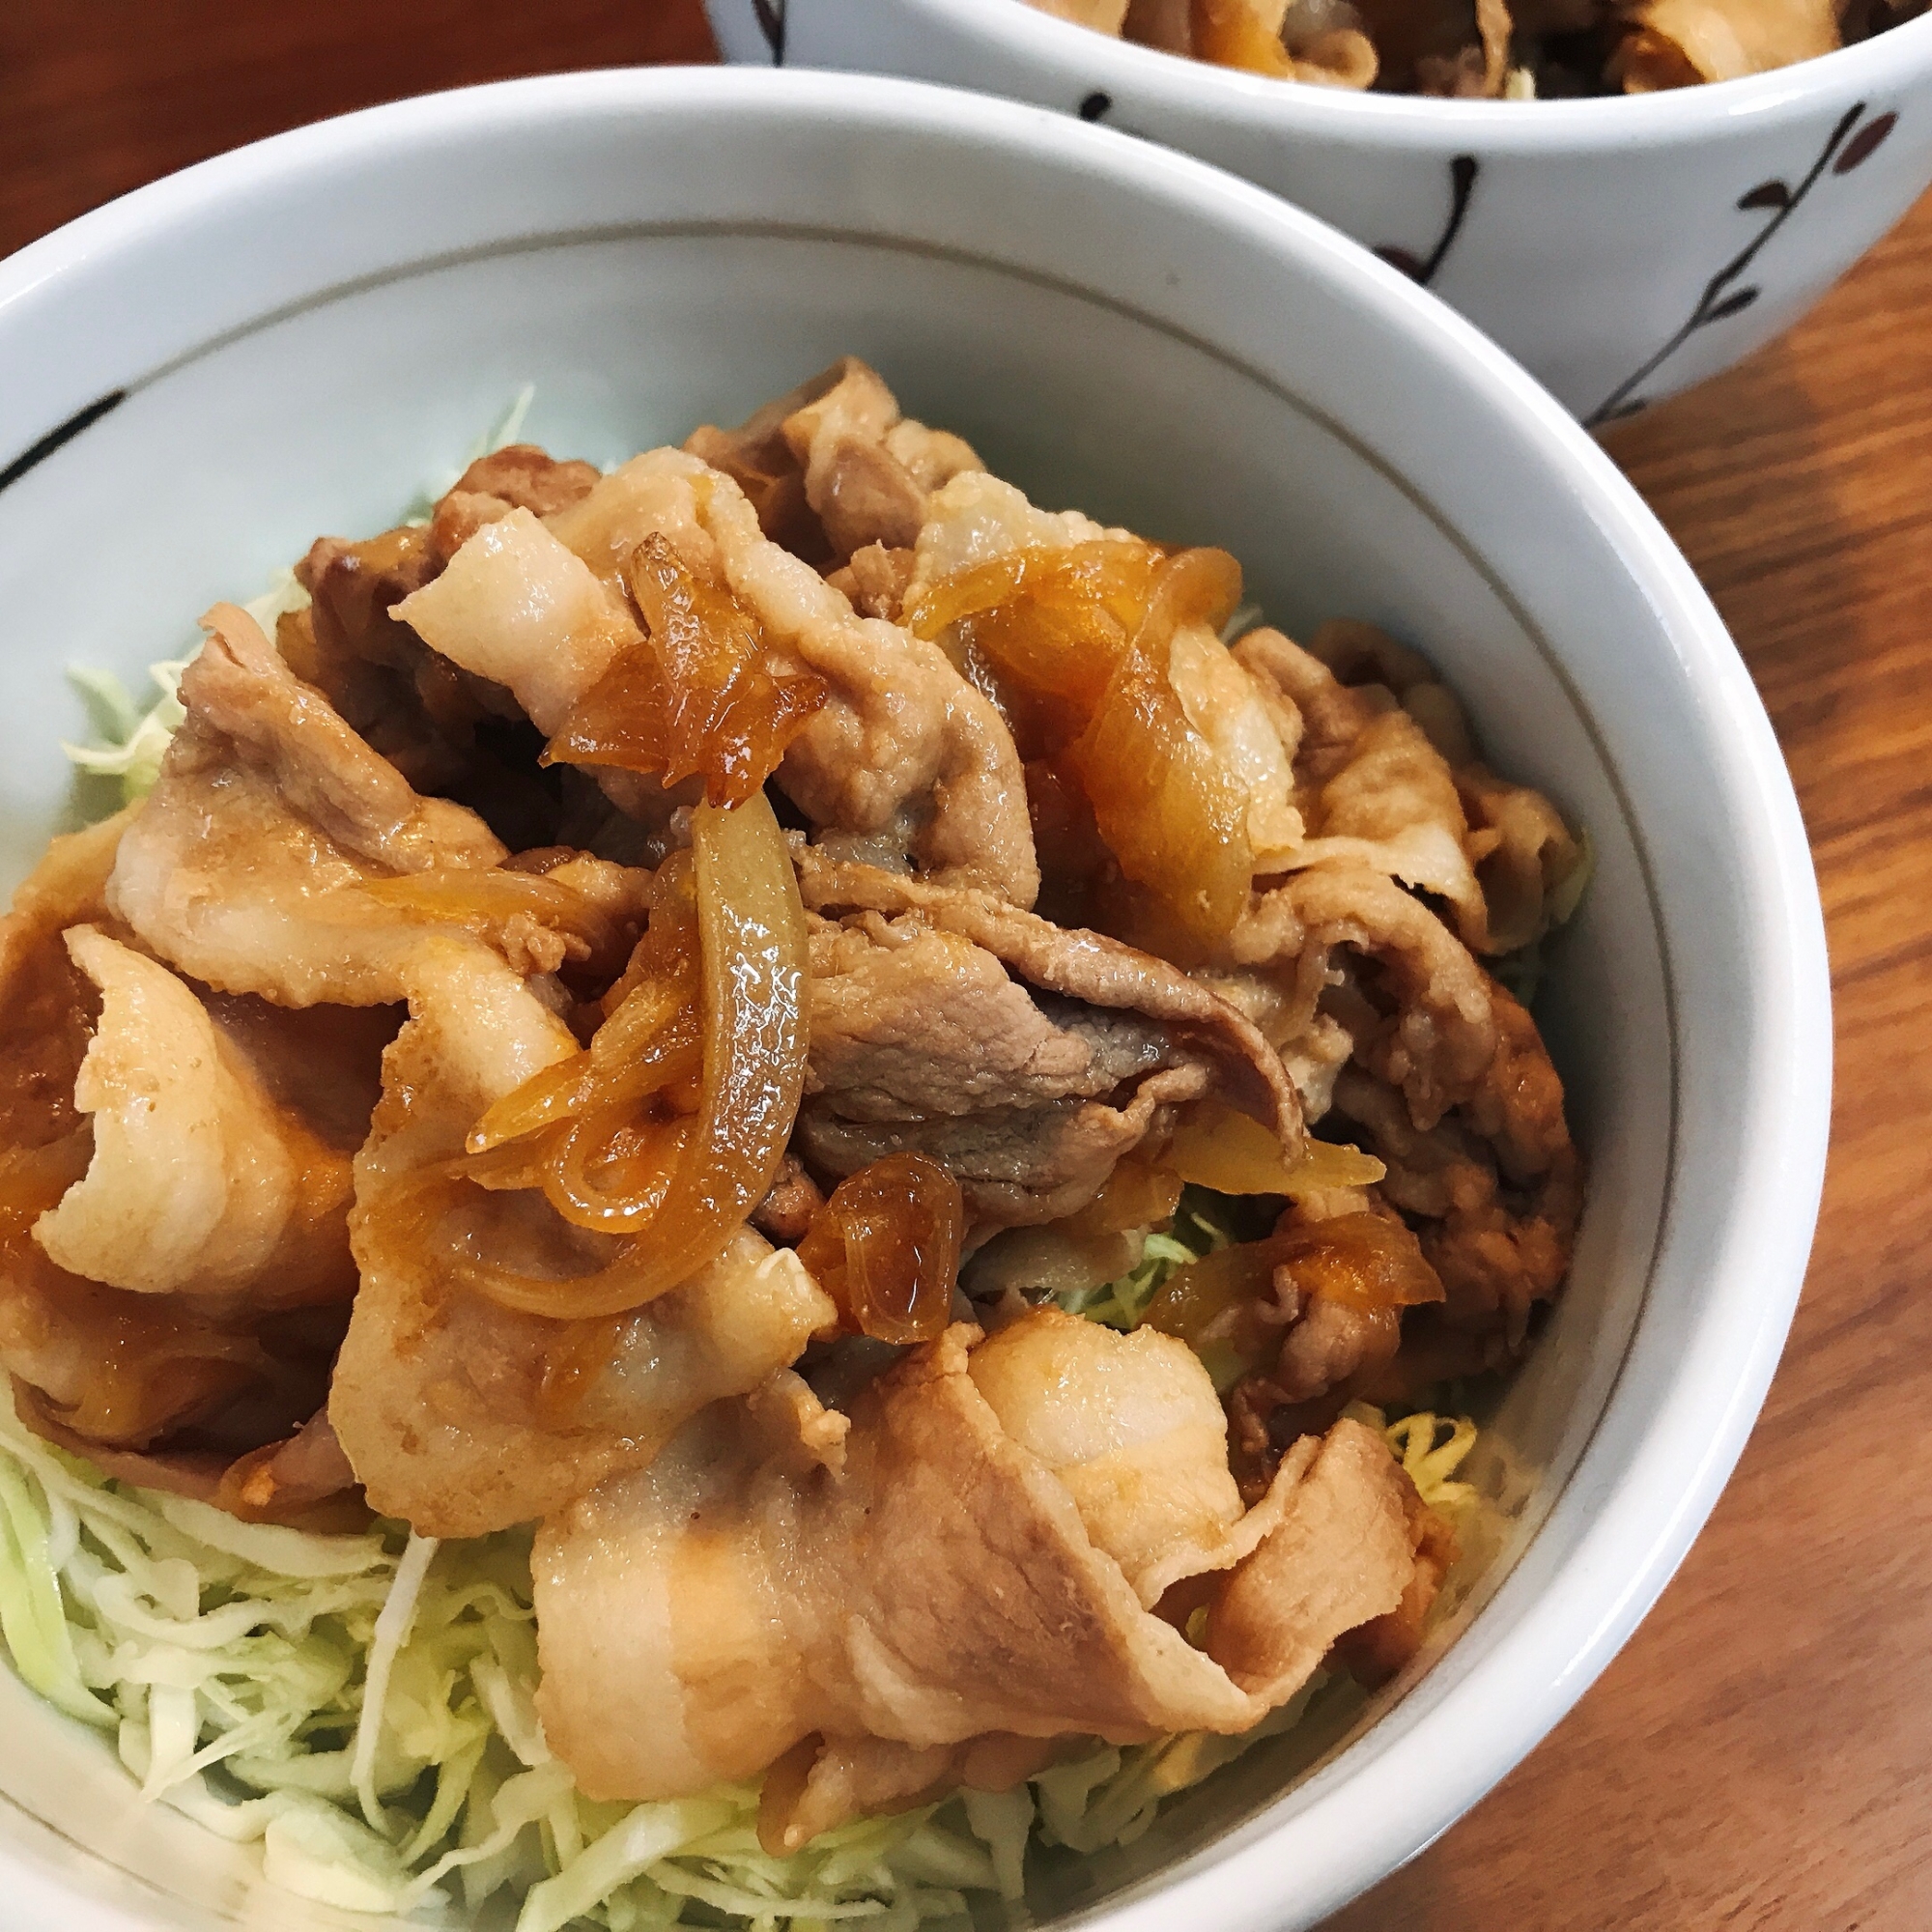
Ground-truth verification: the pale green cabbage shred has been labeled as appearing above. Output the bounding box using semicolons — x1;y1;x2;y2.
28;405;1484;1925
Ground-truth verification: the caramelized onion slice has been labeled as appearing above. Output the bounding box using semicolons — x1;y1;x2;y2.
1144;1212;1444;1350
545;532;828;807
1192;0;1298;73
358;868;631;972
797;1153;964;1346
1068;548;1253;948
905;539;1161;755
461;791;810;1318
1163;1102;1385;1197
466;853;702;1155
908;538;1254;946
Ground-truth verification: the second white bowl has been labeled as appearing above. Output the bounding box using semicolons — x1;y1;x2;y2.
708;0;1932;420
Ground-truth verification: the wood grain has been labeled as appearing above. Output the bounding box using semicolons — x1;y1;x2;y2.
5;6;1930;1928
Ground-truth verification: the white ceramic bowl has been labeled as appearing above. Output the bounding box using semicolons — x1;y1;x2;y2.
0;65;1827;1932
707;0;1932;421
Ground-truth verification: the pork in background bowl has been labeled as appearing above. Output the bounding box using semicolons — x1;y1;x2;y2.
706;0;1932;421
0;64;1826;1932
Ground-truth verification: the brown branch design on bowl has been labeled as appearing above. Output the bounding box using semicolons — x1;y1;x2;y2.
1584;101;1898;429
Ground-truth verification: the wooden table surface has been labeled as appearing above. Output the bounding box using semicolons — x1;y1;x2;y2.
6;4;1930;1928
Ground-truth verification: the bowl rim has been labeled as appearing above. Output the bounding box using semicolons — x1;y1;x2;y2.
0;62;1831;1932
884;0;1932;149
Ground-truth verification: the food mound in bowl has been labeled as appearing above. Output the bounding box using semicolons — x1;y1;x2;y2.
0;358;1586;1924
1026;0;1927;97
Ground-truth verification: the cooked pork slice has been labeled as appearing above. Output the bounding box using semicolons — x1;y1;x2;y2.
685;356;981;563
798;851;1301;1143
967;1308;1272;1606
799;873;1298;1236
533;1318;1415;1817
760;1730;1059;1858
331;945;836;1537
102;604;599;1009
1611;0;1837;86
801;911;1205;1232
902;470;1306;865
776;358;981;558
1236;621;1584;957
32;927;357;1304
448;443;603;519
900;469;1123;599
286;447;601;826
0;807;134;1150
397;447;1039;904
1227;861;1576;1360
689;454;1037;903
1279;707;1492;949
392;509;640;738
796;849;1300;1235
0;813;388;1481
1203;1418;1416;1704
1328;1004;1579;1347
13;1390;359;1527
807;915;1175;1120
291;525;480;794
1234;864;1498;1131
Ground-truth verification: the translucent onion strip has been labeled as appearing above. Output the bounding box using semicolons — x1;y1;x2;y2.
458;792;809;1320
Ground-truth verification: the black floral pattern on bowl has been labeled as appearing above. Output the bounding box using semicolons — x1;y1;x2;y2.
1376;155;1481;289
1585;101;1899;428
0;391;127;499
753;0;787;65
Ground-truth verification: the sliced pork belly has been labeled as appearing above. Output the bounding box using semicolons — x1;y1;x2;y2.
395;445;1040;905
33;925;356;1303
685;355;980;563
331;944;836;1536
0;812;381;1491
106;603;514;1008
391;507;639;737
533;1316;1416;1823
967;1309;1269;1606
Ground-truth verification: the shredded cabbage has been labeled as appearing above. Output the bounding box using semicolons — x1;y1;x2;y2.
60;571;308;807
1055;1187;1240;1331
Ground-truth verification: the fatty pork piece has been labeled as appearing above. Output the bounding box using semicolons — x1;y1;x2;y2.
794;852;1301;1236
35;925;361;1302
107;601;509;1006
1611;0;1838;85
105;601;638;1008
0;816;388;1517
284;444;600;815
331;946;837;1537
685;355;982;564
535;1313;1419;1847
394;444;1040;905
